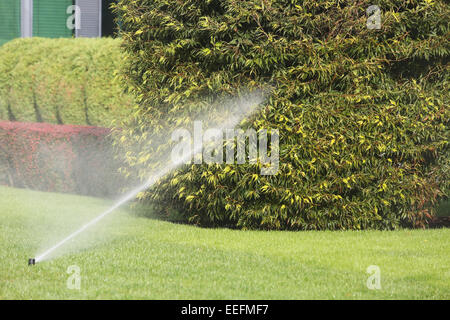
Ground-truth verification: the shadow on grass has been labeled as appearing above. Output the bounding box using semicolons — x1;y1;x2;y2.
129;202;189;225
436;198;450;217
128;202;241;230
129;198;450;231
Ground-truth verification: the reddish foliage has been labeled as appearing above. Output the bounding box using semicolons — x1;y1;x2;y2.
0;121;118;197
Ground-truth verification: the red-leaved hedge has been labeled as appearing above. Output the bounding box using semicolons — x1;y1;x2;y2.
0;121;121;197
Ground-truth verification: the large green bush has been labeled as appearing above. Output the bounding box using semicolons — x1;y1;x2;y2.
114;0;449;230
0;37;134;127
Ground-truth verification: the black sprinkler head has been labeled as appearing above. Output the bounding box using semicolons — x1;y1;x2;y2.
28;258;35;266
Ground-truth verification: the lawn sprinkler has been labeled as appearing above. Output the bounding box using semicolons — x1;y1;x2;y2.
31;91;266;264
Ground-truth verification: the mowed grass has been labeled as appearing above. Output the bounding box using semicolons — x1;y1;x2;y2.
0;186;449;300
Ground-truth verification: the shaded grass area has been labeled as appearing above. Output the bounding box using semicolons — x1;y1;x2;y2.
0;186;449;299
436;199;450;217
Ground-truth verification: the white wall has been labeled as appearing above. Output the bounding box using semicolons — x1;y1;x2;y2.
75;0;102;38
21;0;33;38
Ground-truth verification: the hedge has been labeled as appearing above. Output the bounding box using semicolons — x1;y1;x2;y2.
0;121;121;197
114;0;449;230
0;37;134;127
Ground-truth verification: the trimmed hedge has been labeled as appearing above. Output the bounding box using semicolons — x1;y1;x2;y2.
114;0;449;230
0;37;134;127
0;121;121;197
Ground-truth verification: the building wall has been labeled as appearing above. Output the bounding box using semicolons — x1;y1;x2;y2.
75;0;101;38
0;0;21;46
33;0;73;38
0;0;117;46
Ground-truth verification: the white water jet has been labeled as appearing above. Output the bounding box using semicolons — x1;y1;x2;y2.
34;91;266;263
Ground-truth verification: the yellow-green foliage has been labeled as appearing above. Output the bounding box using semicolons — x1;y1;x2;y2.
115;0;449;230
0;37;134;127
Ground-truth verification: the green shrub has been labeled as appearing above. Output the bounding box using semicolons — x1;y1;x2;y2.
114;0;449;230
0;37;134;127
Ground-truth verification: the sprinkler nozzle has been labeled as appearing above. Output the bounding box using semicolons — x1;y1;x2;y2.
28;258;35;266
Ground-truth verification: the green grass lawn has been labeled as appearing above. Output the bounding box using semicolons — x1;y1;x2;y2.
0;185;449;299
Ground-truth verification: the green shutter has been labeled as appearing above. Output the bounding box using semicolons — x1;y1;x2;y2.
33;0;73;38
0;0;21;46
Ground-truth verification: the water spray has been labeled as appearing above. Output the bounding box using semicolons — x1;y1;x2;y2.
30;91;266;265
